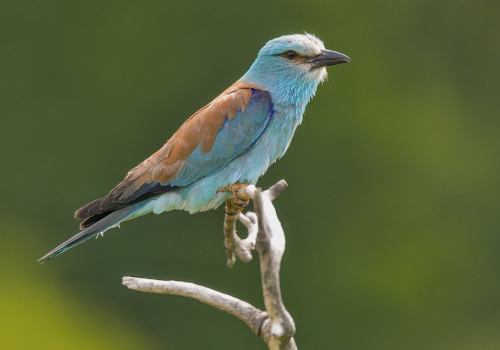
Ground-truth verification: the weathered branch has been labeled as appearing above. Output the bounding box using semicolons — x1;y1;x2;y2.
123;180;297;349
224;180;288;267
122;278;268;335
223;207;253;267
248;184;296;349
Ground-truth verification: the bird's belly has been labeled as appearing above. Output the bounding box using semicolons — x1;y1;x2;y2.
151;152;268;215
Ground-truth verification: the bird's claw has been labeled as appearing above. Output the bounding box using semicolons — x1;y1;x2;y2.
217;183;250;215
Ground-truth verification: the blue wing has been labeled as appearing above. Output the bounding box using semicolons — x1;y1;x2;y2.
171;89;273;186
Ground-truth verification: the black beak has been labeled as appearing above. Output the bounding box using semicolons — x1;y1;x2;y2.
308;49;351;69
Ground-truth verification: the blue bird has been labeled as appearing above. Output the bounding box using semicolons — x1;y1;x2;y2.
39;33;350;262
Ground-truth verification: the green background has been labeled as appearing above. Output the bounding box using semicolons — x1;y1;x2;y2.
1;0;499;349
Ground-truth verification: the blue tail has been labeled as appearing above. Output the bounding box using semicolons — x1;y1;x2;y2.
39;205;142;263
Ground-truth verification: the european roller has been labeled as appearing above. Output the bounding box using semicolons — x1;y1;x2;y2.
39;33;350;263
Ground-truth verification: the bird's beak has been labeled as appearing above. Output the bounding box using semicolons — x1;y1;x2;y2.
308;49;351;69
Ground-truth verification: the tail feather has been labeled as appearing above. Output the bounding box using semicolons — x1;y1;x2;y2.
38;205;141;263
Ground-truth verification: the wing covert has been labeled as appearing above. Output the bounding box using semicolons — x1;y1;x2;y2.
170;88;272;186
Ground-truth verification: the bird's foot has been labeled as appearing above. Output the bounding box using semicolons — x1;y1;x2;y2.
217;183;251;215
217;183;252;267
218;180;288;268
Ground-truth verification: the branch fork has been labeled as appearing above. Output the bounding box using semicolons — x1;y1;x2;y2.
222;180;287;268
123;180;297;349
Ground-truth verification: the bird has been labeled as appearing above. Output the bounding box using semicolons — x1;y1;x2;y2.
39;33;350;263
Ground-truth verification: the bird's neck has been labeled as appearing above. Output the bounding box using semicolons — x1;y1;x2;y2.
240;64;321;107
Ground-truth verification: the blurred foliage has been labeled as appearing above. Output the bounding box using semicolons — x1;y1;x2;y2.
0;216;157;349
1;0;499;349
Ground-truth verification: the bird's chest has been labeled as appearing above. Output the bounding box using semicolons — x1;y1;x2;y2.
260;104;305;162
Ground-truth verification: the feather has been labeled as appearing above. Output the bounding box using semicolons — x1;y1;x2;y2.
39;204;143;263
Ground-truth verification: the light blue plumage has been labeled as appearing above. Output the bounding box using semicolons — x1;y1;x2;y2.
39;33;350;262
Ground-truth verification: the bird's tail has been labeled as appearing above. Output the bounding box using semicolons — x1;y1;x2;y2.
38;204;143;263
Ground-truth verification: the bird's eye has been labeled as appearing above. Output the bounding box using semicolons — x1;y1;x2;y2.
283;51;297;59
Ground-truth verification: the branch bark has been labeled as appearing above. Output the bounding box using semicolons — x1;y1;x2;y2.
223;180;288;267
123;180;297;349
121;278;268;335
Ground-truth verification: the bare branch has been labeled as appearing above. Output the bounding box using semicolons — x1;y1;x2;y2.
252;187;296;349
223;210;254;267
123;180;297;349
222;180;288;267
263;179;288;201
122;277;268;335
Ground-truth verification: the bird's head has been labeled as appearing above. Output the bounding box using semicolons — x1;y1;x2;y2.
241;33;350;105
